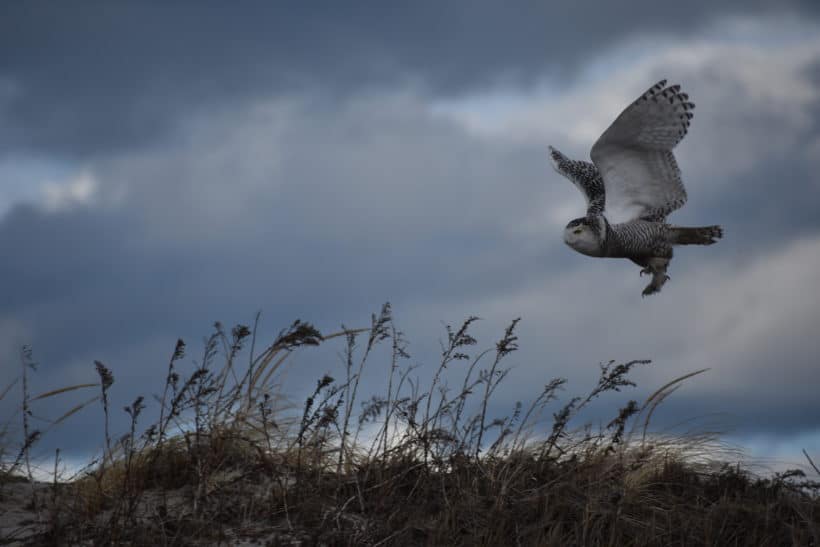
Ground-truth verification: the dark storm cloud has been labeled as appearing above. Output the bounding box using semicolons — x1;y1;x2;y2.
0;95;563;455
2;0;818;157
2;73;818;459
2;4;820;463
694;154;820;255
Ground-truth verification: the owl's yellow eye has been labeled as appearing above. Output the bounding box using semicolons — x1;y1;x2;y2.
573;228;583;234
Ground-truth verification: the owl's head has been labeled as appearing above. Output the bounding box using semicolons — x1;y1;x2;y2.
563;217;604;256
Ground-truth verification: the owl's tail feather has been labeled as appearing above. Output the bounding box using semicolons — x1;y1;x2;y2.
670;225;723;245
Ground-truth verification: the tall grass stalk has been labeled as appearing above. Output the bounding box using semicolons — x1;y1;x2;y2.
2;305;818;546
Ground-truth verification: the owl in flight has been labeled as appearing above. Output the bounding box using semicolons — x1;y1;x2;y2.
549;80;722;296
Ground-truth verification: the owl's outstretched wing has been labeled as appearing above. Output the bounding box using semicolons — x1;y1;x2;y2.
590;80;693;222
548;146;605;217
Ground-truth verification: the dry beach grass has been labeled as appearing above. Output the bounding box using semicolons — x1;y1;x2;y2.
1;304;818;545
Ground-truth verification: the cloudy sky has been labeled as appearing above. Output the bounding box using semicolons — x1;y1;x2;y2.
2;2;819;471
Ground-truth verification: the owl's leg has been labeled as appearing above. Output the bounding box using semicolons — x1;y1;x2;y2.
641;257;671;297
640;266;670;279
631;258;659;278
630;258;650;277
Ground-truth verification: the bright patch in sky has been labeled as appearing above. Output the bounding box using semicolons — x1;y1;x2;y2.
0;157;90;217
41;170;98;212
737;429;820;474
430;16;820;149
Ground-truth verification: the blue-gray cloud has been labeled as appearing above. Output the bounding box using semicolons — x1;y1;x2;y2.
1;5;819;465
2;1;817;158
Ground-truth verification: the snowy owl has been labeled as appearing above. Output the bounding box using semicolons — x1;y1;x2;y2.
549;80;723;296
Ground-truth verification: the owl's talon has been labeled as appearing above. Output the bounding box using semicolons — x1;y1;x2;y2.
639;268;651;277
642;271;669;296
642;283;663;296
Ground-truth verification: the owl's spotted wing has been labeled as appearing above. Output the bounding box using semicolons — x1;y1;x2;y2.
549;146;605;217
590;80;693;221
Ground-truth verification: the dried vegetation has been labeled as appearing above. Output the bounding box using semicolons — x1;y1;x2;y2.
1;304;818;546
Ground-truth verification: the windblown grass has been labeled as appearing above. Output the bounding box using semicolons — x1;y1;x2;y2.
1;304;818;546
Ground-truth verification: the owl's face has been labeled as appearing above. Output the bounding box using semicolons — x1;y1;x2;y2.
564;217;603;256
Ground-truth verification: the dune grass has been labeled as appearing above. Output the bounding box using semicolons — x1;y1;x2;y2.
1;303;818;546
